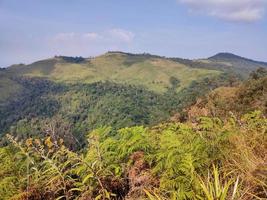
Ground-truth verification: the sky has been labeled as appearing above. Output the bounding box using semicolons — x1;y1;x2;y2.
0;0;267;67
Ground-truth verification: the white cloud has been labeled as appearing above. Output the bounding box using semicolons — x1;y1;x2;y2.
178;0;267;22
53;29;134;43
83;32;102;40
49;29;135;56
108;29;135;43
54;32;76;40
54;32;102;41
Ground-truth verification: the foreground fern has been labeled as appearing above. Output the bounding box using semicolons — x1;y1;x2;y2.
144;166;240;200
0;111;266;199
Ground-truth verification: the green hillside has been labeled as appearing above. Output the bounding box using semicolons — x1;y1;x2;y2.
5;52;221;93
1;73;266;199
0;52;266;199
0;52;266;143
0;72;23;103
172;52;267;79
3;51;266;100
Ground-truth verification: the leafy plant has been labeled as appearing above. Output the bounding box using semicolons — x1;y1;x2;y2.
196;165;239;200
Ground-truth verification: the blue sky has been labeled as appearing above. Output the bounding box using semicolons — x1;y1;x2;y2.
1;0;267;67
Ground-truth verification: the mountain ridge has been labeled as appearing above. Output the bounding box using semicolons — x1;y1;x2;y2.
0;51;242;140
3;51;267;68
209;52;267;65
1;51;266;105
3;52;222;94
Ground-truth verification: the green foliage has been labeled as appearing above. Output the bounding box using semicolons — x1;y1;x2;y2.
4;134;117;200
0;77;63;139
175;73;233;110
1;52;245;144
249;67;267;80
169;76;181;89
116;126;151;159
236;75;267;115
4;52;222;93
0;52;266;200
0;75;22;102
55;56;85;63
187;71;267;121
0;111;266;199
149;123;208;199
0;146;27;200
196;165;239;200
2;76;231;146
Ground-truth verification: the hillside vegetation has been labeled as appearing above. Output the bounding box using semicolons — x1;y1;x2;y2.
1;52;246;140
2;51;266;102
0;73;232;146
5;52;222;94
172;52;267;79
0;71;266;199
187;68;267;120
0;53;266;199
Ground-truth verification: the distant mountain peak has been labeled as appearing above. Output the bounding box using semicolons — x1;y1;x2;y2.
209;52;267;66
209;52;244;60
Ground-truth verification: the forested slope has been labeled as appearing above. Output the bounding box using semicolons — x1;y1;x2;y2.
0;53;266;199
187;68;267;121
0;70;266;199
0;52;242;142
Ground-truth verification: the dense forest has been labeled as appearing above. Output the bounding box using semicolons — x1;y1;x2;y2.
0;73;233;147
0;53;266;199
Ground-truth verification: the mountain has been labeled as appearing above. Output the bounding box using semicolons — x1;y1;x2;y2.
0;52;266;145
0;52;267;199
208;52;267;73
3;51;266;101
1;70;266;200
209;52;267;65
4;52;221;93
171;53;267;79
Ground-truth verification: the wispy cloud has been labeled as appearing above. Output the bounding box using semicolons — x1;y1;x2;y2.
83;32;102;40
53;29;134;43
49;28;135;56
108;29;135;43
178;0;267;22
53;32;102;42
